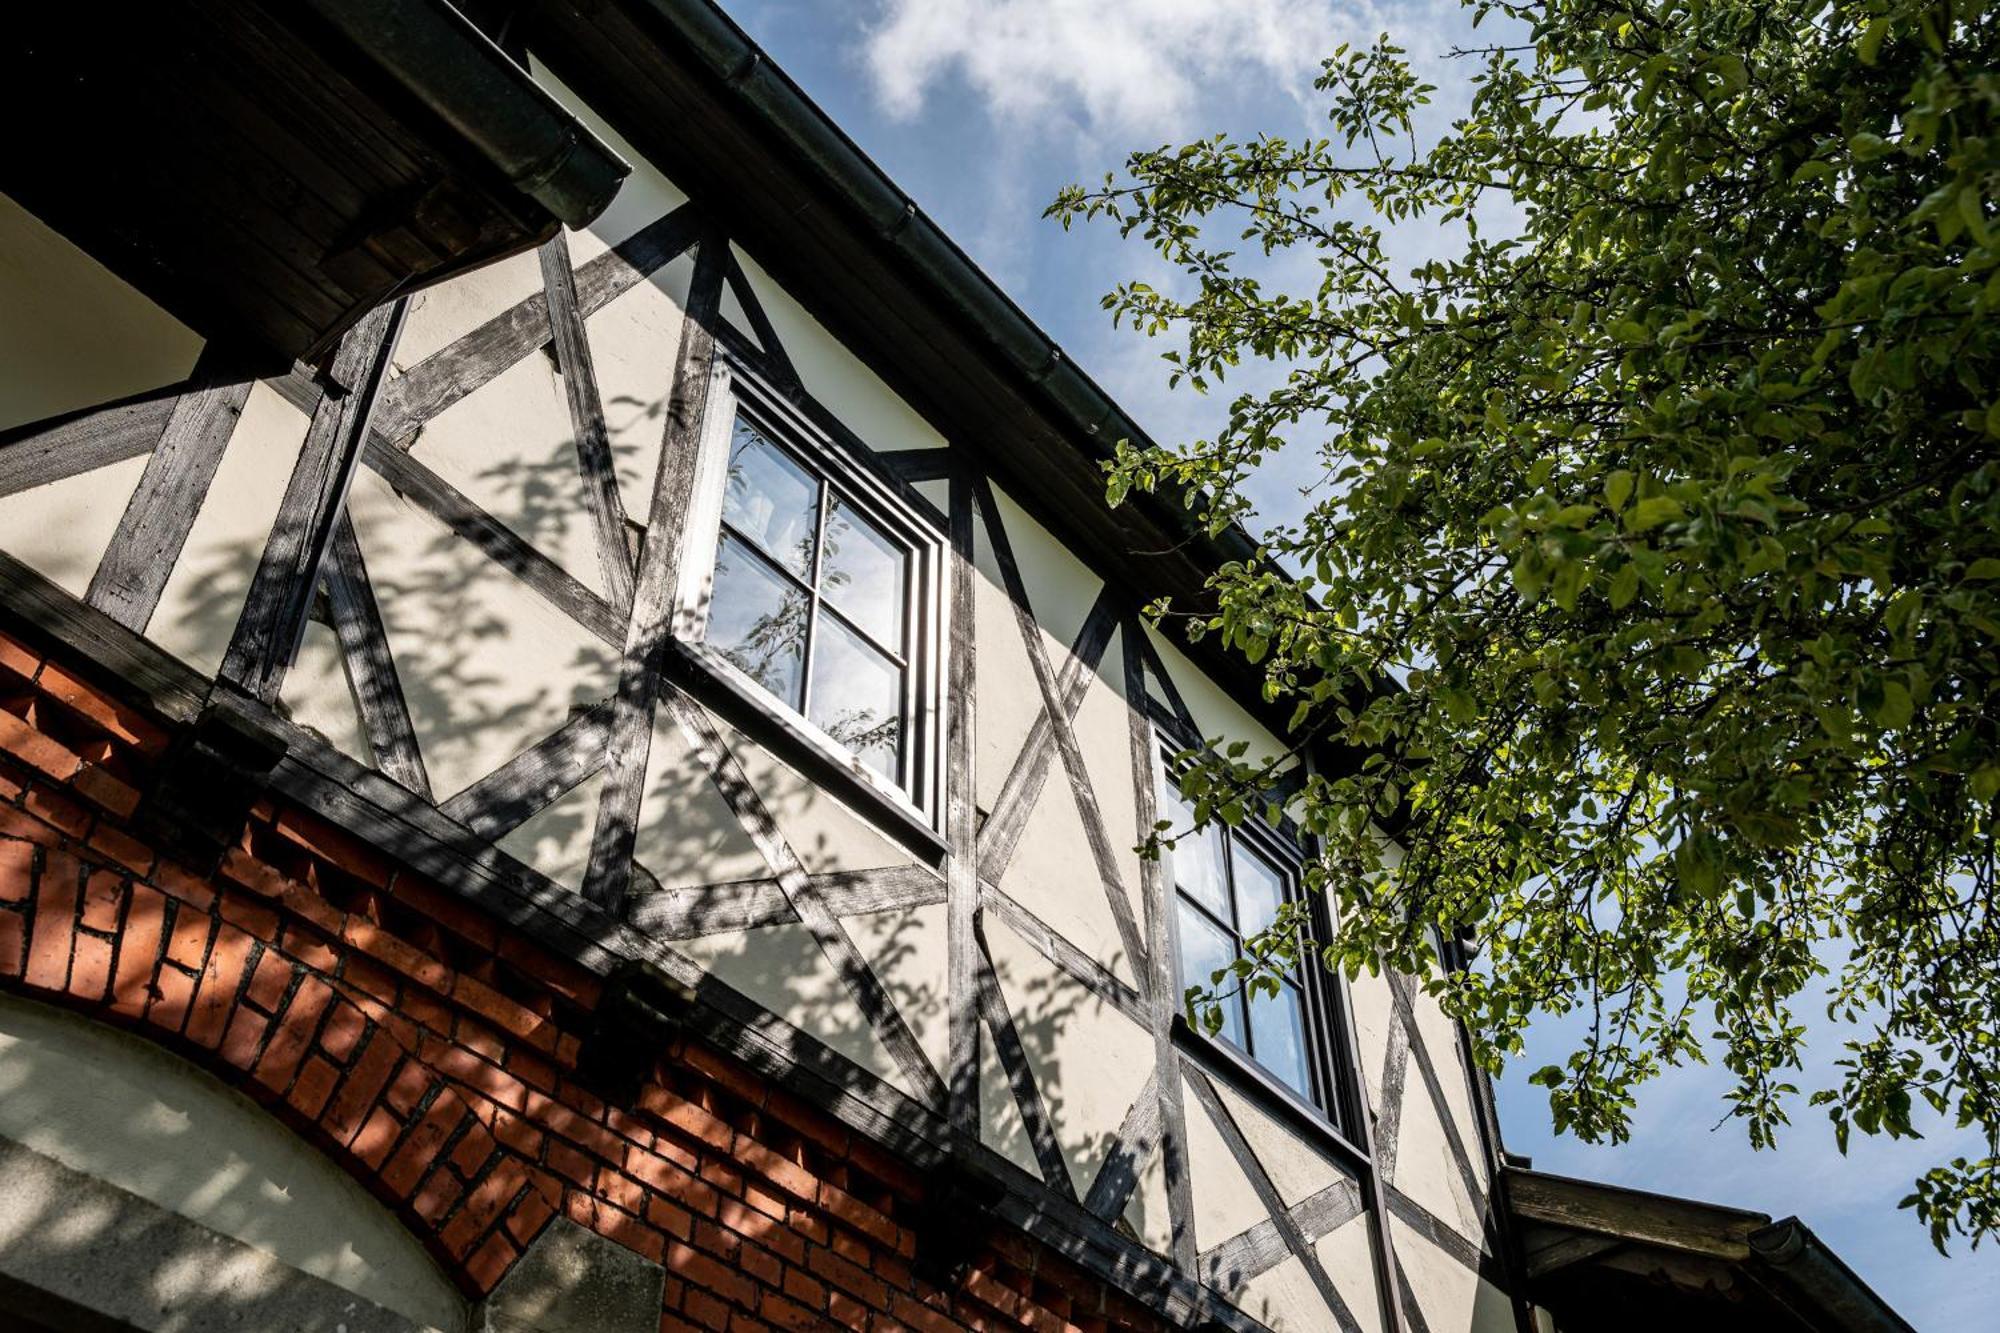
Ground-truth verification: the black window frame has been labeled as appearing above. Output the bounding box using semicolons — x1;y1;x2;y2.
672;344;948;842
1151;707;1364;1146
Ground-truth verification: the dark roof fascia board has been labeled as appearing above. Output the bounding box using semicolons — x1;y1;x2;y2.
1507;1168;1914;1333
303;0;629;228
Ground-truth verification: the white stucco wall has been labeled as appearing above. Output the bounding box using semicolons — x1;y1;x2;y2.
0;192;203;435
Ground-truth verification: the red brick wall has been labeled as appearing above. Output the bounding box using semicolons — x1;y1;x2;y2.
0;625;1171;1333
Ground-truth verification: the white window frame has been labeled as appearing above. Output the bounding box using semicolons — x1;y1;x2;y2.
673;349;947;830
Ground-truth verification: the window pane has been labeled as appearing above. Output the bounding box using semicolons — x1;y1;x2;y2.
707;534;807;708
1249;981;1314;1103
1233;843;1289;943
723;416;819;578
1175;899;1245;1046
808;613;903;781
1161;778;1230;919
821;495;906;648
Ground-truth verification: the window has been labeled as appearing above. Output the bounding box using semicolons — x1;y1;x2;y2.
678;357;944;821
1160;748;1346;1121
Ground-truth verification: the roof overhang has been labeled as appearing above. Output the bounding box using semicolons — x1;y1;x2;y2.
1505;1167;1912;1333
4;0;628;369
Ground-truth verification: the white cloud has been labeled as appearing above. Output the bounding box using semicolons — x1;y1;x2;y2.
859;0;1370;136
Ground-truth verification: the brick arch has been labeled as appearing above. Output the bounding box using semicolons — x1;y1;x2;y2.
0;829;559;1299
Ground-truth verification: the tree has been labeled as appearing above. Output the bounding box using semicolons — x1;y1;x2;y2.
1051;0;2000;1249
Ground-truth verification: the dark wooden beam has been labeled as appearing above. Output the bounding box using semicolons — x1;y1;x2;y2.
1387;972;1490;1231
666;687;949;1109
374;201;704;443
979;882;1147;1029
974;924;1077;1201
266;352;652;655
971;475;1147;984
1138;630;1198;737
1083;1067;1160;1222
437;699;613;841
322;513;431;798
84;348;258;631
627;865;945;940
1375;994;1414;1184
876;450;957;486
1124;612;1198;1272
945;472;982;1138
539;231;637;610
358;431;625;648
0;384;183;501
977;589;1118;884
1184;1062;1366;1333
723;251;799;389
1386;1187;1506;1284
221;301;404;703
1198;1177;1366;1295
581;230;728;915
0;548;207;725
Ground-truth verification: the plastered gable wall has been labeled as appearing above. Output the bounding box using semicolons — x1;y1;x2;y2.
0;67;1512;1333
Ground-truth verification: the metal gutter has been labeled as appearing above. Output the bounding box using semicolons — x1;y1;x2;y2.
306;0;630;227
1748;1219;1916;1333
635;0;1261;571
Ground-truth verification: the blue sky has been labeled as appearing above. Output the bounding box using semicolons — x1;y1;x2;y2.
718;4;1998;1326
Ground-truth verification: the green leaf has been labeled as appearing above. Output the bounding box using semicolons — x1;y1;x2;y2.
1869;679;1914;729
1624;496;1685;532
1858;15;1889;65
1609;562;1641;609
1604;469;1634;513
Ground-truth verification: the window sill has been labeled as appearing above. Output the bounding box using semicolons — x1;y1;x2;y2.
664;637;949;865
1170;1013;1371;1176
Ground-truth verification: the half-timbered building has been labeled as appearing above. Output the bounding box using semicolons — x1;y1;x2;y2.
0;4;1910;1332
